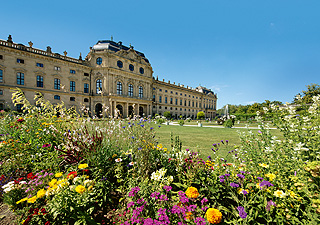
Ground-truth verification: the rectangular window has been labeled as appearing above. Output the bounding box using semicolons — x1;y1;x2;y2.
0;55;3;60
153;95;155;101
175;99;178;105
37;75;43;87
54;66;61;71
17;59;24;64
17;72;24;85
70;69;76;74
36;63;44;67
70;97;75;101
170;98;173;104
70;81;75;92
165;97;167;103
54;95;60;100
84;83;89;93
84;73;89;76
54;78;60;90
0;69;3;82
0;90;3;95
159;96;162;103
180;99;182;105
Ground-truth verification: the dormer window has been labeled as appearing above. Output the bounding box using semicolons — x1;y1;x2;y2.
96;57;102;65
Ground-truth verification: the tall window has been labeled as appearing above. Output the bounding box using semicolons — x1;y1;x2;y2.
117;81;122;95
70;81;75;92
170;98;173;104
0;69;3;82
17;72;24;85
139;86;143;98
37;75;43;87
180;99;182;105
128;84;133;97
175;99;178;105
84;83;89;93
54;78;60;90
96;79;102;94
165;97;167;103
159;96;162;103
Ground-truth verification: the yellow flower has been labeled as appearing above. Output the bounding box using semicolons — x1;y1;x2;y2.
55;172;63;178
206;208;222;224
259;163;269;168
185;187;199;198
289;191;296;198
88;185;93;191
49;179;57;187
27;196;37;203
265;173;276;181
37;189;46;198
75;185;86;194
16;198;28;204
78;163;88;169
274;190;287;198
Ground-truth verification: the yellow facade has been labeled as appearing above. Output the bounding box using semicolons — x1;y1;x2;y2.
0;35;217;119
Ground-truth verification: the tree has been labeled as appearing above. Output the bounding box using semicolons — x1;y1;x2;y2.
163;111;171;119
294;83;320;104
197;111;205;120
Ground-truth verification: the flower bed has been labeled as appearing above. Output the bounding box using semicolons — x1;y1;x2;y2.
0;89;320;224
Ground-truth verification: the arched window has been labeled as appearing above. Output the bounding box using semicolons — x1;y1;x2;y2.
117;81;122;95
96;57;102;65
139;86;143;98
96;79;102;94
128;84;133;97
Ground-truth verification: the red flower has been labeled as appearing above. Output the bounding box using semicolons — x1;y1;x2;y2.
168;158;172;163
27;173;34;179
17;118;25;123
45;221;50;225
67;171;77;179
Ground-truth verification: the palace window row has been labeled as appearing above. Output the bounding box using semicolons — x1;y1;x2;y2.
114;81;143;98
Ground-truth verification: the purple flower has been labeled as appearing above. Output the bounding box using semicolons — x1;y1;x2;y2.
160;194;168;201
242;190;248;195
128;186;140;197
150;191;160;199
258;130;262;134
143;218;154;225
201;197;208;205
219;178;225;183
141;125;144;127
150;127;154;130
237;206;247;219
266;200;277;212
178;191;189;203
163;186;172;192
237;174;245;179
225;173;230;177
260;180;273;188
42;144;51;148
194;217;206;225
122;126;126;128
219;175;225;179
257;177;264;180
187;205;197;212
230;182;239;188
127;201;135;208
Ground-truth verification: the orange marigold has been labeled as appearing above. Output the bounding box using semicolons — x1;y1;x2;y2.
206;208;222;224
185;187;199;198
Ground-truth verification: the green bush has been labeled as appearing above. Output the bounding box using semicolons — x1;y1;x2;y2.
163;111;171;119
223;119;234;128
197;111;205;120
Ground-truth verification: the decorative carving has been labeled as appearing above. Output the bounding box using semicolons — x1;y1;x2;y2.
46;46;52;53
7;35;13;43
63;51;67;56
28;41;33;48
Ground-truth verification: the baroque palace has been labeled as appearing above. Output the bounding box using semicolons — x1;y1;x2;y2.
0;35;217;119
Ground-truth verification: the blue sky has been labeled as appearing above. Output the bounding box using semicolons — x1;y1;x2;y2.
1;0;319;109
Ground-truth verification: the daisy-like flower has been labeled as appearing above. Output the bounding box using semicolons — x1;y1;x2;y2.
115;158;122;162
274;190;287;198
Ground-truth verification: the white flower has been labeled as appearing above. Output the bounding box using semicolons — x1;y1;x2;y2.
115;158;123;162
84;179;92;187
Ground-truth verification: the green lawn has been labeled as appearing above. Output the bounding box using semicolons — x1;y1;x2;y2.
153;123;282;159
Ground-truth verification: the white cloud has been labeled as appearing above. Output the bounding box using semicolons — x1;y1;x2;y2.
209;84;229;93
